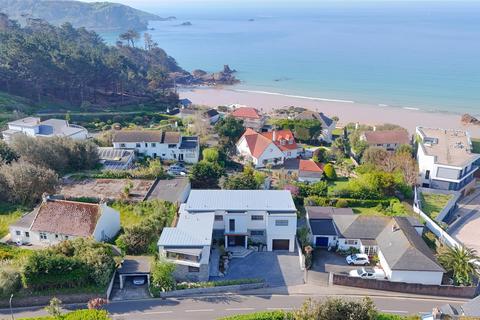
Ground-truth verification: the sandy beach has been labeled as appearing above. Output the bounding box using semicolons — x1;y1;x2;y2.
180;87;480;137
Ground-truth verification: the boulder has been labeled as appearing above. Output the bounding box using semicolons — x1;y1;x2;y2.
461;113;480;125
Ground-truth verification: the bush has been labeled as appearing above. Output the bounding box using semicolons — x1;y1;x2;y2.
95;159;166;180
335;199;348;208
323;163;337;180
150;260;176;294
305;196;394;208
0;262;22;297
219;311;292;320
293;297;377;320
21;309;111;320
175;278;263;290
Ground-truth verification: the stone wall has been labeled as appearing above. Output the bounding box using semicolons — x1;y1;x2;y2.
2;292;104;308
333;274;478;299
173;263;209;282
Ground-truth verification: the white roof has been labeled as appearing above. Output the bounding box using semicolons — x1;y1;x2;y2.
158;211;214;247
8;117;40;127
185;190;296;212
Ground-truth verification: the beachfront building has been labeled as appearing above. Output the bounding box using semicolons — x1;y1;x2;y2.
9;197;120;246
230;107;266;131
112;130;200;163
2;117;88;143
236;128;299;168
295;111;336;143
158;190;297;281
416;127;480;193
360;129;410;152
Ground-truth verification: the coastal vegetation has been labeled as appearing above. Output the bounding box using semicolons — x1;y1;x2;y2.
438;246;480;286
419;192;454;220
272;119;322;143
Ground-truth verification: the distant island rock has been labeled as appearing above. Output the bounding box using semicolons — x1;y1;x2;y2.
248;18;255;22
461;114;480;125
178;21;192;26
175;65;239;86
0;0;172;31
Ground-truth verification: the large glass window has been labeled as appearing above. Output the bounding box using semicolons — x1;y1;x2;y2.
251;215;263;221
275;220;288;226
166;251;200;262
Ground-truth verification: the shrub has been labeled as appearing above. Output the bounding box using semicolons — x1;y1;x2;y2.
335;199;348;208
219;311;292;320
323;163;337;180
175;278;263;290
0;262;22;297
293;297;377;320
150;260;176;293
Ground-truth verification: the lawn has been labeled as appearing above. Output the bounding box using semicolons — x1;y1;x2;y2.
111;199;176;228
327;177;350;196
472;138;480;154
420;192;454;220
0;204;28;238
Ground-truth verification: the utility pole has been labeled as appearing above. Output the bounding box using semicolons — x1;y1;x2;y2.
9;294;14;320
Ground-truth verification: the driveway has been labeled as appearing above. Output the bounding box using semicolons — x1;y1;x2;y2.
212;251;304;287
311;249;358;274
110;275;151;301
449;191;480;254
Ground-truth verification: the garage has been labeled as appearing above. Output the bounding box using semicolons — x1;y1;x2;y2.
272;239;290;251
117;255;151;290
315;236;329;247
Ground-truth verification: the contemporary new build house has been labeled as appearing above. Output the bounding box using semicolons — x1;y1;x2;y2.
9;197;120;246
2;117;88;143
112;130;200;163
295;111;336;143
230;107;266;131
158;190;297;281
236;128;299;168
306;207;444;285
360;129;410;151
416;127;480;193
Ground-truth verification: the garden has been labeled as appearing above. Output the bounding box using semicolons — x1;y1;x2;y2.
419;192;454;220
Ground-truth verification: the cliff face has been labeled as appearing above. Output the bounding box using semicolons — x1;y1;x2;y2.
0;0;173;31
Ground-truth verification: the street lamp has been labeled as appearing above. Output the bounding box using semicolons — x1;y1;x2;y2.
9;294;14;320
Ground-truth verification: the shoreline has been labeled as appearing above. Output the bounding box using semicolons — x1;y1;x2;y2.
179;86;480;137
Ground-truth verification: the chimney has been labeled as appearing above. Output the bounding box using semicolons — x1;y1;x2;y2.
273;130;277;141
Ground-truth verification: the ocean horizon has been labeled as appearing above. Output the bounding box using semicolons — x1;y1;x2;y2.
101;1;480;116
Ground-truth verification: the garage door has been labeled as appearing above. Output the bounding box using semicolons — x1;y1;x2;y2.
315;236;329;247
272;239;290;251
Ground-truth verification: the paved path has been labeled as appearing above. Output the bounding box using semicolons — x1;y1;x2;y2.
449;189;480;253
1;285;468;320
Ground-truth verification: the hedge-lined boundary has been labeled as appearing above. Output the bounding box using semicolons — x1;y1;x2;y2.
304;196;397;208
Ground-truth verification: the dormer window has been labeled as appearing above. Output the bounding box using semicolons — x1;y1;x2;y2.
289;138;294;144
280;139;286;146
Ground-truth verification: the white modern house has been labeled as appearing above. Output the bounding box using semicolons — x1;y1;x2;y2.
9;197;120;246
2;117;88;143
158;190;298;281
416;127;480;193
306;207;444;285
236;128;299;168
295;110;336;143
112;130;200;163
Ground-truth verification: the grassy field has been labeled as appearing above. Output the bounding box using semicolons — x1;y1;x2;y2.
111;201;147;227
472;138;480;154
0;204;28;238
420;192;453;219
327;177;350;196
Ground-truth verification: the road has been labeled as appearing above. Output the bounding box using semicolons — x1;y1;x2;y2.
1;292;465;320
449;189;480;254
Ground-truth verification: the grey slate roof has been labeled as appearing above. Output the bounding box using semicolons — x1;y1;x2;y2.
113;130;162;143
462;295;480;316
146;177;190;203
299;170;323;179
333;215;391;240
10;211;36;229
309;219;337;236
376;217;444;272
204;109;219;118
179;136;198;149
118;256;152;274
185;190;296;212
283;158;300;170
295;111;334;127
306;207;354;219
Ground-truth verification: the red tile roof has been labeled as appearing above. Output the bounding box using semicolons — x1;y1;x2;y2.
231;107;261;120
30;200;101;237
299;160;323;172
239;129;298;158
363;130;410;145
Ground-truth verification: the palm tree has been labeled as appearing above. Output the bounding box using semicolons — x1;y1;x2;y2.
438;246;480;286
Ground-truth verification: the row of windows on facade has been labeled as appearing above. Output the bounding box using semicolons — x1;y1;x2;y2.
214;215;289;226
119;143;178;148
15;230;68;240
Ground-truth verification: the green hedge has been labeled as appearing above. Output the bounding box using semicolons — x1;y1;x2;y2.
304;196;395;208
176;278;263;290
219;311;292;320
20;309;110;320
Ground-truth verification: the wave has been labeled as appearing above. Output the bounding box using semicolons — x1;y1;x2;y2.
233;89;355;104
402;107;420;111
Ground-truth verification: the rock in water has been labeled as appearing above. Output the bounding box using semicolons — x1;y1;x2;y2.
461;113;480;125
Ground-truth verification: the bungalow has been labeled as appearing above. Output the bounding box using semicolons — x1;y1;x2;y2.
283;159;324;182
97;147;135;170
2;117;88;143
416;127;480;193
203;109;220;124
158;190;297;281
306;207;444;285
112;130;200;163
360;129;410;151
231;107;266;131
236;128;299;168
295;111;336;143
9;197;120;246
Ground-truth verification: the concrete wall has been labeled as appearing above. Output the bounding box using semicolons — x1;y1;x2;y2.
333;274;477;298
389;270;443;285
266;214;297;252
93;204;121;242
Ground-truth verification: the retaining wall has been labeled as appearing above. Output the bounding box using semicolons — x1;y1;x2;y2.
159;282;265;298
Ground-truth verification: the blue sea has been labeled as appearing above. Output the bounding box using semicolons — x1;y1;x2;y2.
101;1;480;115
